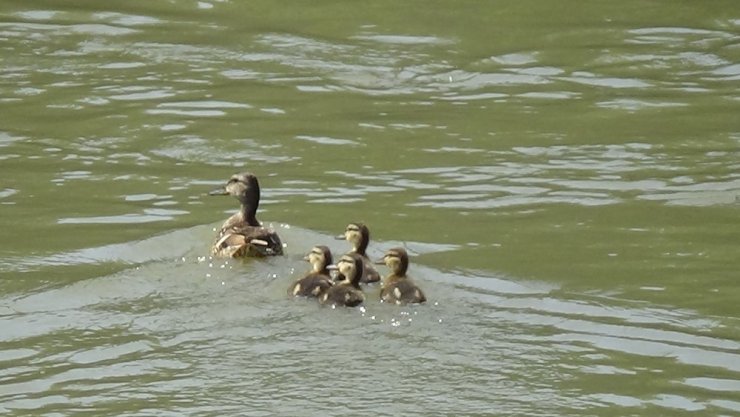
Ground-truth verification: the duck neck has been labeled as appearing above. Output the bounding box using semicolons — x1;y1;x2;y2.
349;277;361;288
385;273;404;284
337;273;361;288
240;202;260;226
353;239;368;255
392;271;406;280
313;262;326;274
393;262;408;277
351;263;364;288
238;184;261;227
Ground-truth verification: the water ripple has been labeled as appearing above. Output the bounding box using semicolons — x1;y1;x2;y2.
1;5;739;416
380;142;739;209
1;225;738;416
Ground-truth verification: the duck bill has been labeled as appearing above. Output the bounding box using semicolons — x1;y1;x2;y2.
326;264;339;271
209;187;229;196
373;258;385;265
334;234;346;240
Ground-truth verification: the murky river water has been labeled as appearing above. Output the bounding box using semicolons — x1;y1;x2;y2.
1;1;739;415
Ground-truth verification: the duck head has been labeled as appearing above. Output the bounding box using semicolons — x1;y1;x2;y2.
336;253;364;287
210;172;261;225
379;247;409;276
303;245;333;274
335;222;370;254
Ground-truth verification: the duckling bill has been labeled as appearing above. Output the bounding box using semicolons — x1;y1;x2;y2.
209;172;283;258
319;253;365;307
336;222;380;284
377;247;426;305
288;245;334;298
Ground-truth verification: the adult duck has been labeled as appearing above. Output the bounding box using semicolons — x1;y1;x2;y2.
209;172;283;257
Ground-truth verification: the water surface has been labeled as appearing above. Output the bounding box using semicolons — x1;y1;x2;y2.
1;1;739;416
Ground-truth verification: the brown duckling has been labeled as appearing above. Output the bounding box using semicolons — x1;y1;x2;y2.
288;245;334;298
209;172;283;258
335;222;380;284
377;247;426;305
319;253;365;307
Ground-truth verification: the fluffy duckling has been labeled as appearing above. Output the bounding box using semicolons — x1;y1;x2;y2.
335;222;380;284
377;247;426;305
319;253;365;307
288;245;334;298
209;172;283;258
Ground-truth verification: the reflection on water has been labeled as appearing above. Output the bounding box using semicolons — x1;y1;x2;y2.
1;1;739;416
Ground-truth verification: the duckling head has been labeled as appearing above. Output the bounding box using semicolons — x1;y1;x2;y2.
382;247;409;276
336;253;364;287
336;222;370;254
304;245;333;273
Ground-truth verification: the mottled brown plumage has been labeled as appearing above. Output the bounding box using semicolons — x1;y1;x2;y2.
209;173;283;258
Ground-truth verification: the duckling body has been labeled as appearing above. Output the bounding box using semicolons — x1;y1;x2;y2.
288;246;334;298
319;253;365;307
378;248;426;305
336;222;380;284
210;173;283;258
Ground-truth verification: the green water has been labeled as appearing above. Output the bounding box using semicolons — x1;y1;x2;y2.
1;1;739;416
